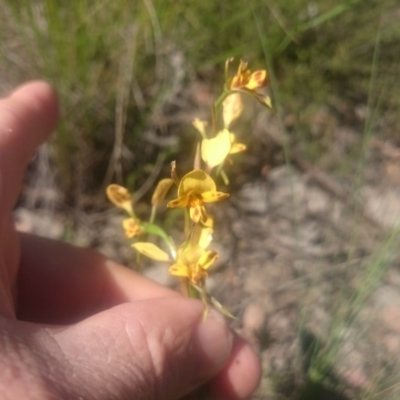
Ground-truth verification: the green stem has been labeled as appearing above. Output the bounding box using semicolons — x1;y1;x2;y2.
214;90;231;110
149;205;156;225
211;90;231;137
188;284;200;299
142;222;176;259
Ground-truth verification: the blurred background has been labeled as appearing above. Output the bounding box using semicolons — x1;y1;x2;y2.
1;0;400;398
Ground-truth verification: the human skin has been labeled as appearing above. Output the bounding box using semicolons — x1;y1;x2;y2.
0;81;261;399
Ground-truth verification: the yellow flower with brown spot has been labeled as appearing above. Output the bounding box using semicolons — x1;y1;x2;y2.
106;184;134;215
227;59;271;108
167;169;229;223
122;218;142;238
229;59;267;90
132;240;218;285
169;244;218;285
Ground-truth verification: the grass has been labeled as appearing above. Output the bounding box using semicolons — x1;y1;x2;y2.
1;0;400;398
1;0;399;200
255;3;400;397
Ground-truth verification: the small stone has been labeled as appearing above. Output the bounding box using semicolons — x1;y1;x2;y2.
242;302;265;333
386;161;400;184
341;368;368;390
362;186;400;228
383;333;400;354
306;186;330;215
385;269;400;288
380;306;400;333
234;181;268;214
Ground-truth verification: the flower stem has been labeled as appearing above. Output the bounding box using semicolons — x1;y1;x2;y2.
214;90;231;110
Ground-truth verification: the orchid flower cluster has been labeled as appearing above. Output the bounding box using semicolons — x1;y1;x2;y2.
106;59;271;318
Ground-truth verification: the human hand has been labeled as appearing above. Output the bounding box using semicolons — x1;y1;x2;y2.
0;82;261;399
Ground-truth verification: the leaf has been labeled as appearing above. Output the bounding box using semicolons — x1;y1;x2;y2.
210;296;236;320
141;224;176;258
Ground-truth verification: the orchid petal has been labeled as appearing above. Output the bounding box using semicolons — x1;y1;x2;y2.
132;242;171;262
169;263;190;278
246;70;267;90
230;142;246;154
198;250;219;270
106;184;133;214
201;129;232;169
178;170;216;196
189;204;204;223
222;93;243;128
201;191;229;203
152;178;174;206
167;195;189;209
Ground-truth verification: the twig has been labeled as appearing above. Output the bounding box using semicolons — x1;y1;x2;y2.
133;151;166;203
101;26;138;190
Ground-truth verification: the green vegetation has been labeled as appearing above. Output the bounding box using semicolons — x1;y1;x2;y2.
1;0;398;200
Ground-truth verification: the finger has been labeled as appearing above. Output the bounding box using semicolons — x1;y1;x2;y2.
18;233;261;399
0;82;58;303
208;334;262;399
17;233;178;324
34;298;233;399
0;81;58;213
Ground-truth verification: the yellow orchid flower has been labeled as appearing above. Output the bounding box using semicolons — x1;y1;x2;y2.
169;244;218;285
229;59;267;90
132;228;233;318
167;169;229;223
227;59;272;108
106;184;134;215
122;218;142;238
132;241;217;285
132;221;216;283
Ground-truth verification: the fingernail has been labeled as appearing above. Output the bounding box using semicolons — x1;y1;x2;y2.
193;310;233;379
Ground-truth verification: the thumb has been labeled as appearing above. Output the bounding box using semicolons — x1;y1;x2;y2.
40;296;233;399
0;81;58;213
